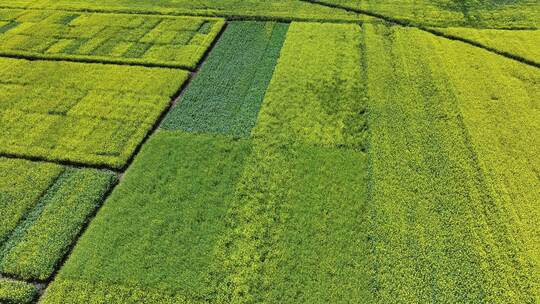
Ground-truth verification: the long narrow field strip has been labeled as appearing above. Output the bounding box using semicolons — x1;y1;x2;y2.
0;0;361;22
161;21;288;137
254;22;367;150
41;131;252;303
307;0;540;28
0;58;188;168
0;9;224;69
432;27;540;65
0;158;116;281
0;158;62;246
0;278;37;304
362;23;540;302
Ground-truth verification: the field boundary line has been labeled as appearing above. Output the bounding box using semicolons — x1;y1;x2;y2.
0;52;192;70
300;0;540;69
0;5;361;24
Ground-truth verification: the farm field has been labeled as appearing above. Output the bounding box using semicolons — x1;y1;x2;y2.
0;0;538;303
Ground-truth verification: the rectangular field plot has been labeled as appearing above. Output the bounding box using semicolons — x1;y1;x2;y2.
41;131;252;303
0;9;224;68
41;129;370;303
0;278;37;304
362;23;540;302
0;158;115;281
0;57;188;168
161;21;288;137
254;22;367;150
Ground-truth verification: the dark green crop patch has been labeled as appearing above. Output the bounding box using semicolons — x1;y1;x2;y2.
0;57;188;168
161;21;288;137
0;9;224;68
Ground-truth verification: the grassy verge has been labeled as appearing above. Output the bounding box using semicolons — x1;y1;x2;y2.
161;21;288;137
0;0;362;22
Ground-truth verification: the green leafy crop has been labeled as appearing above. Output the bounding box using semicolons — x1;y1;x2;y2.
162;21;288;137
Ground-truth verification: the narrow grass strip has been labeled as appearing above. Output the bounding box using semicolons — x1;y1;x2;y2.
0;168;116;281
161;21;288;137
0;278;37;304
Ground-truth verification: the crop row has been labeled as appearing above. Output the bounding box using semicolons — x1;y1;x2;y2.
0;158;116;281
253;22;367;150
161;21;289;137
0;9;224;68
0;57;188;168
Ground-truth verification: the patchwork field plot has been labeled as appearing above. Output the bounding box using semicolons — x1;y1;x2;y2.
162;21;288;137
0;158;115;281
0;58;188;168
0;9;224;68
1;0;539;303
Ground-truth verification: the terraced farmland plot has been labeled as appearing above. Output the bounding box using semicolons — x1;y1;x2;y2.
0;9;224;68
0;58;188;168
363;23;540;302
162;21;288;137
0;158;115;281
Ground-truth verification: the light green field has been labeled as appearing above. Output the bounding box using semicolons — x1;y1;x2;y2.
1;1;538;303
0;58;188;168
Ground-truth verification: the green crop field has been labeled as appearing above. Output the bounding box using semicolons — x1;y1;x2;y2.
0;0;538;303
